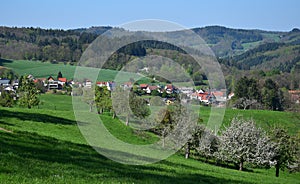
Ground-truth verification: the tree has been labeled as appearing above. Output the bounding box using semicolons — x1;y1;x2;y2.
154;108;173;147
129;92;150;119
112;87;150;126
196;127;219;161
150;89;160;96
192;71;203;86
262;79;284;111
217;118;276;171
153;103;196;149
95;86;112;115
0;68;17;81
0;90;14;107
35;79;47;93
184;124;205;159
57;71;63;79
18;75;40;109
234;76;261;110
82;88;94;112
270;127;299;177
112;87;130;125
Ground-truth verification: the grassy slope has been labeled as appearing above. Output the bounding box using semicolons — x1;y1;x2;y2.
198;106;300;135
0;94;299;183
1;60;140;82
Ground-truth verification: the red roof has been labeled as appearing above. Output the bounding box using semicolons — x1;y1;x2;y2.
212;91;224;97
96;81;107;85
140;84;148;88
58;78;67;82
148;86;158;90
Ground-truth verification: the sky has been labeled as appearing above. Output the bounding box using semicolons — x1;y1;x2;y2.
1;0;300;31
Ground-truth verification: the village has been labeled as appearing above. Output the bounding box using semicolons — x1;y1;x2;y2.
1;73;300;106
0;73;231;105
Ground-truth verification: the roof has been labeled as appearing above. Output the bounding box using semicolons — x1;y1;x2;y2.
148;86;158;90
0;79;10;84
47;76;55;81
289;90;300;94
58;78;67;82
140;84;148;88
212;91;224;97
166;84;174;90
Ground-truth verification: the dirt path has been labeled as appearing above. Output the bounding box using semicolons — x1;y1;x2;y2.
0;127;13;133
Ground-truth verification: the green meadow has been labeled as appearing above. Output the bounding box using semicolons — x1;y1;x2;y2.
0;93;299;183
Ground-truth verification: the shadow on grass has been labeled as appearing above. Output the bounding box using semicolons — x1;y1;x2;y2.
0;58;13;66
0;120;15;126
0;108;76;125
178;153;254;173
0;131;252;184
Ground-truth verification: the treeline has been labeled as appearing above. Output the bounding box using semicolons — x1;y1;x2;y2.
219;42;300;71
0;26;98;62
231;76;298;111
192;26;263;45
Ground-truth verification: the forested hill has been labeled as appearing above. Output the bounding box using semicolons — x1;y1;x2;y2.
0;25;300;69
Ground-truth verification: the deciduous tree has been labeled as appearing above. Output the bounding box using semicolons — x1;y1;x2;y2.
216;118;276;171
18;75;40;109
270;127;299;177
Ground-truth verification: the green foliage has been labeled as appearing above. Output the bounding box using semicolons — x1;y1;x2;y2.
234;76;261;109
0;26;99;62
18;75;40;109
0;67;17;80
0;90;14;107
82;88;94;112
129;92;150;119
57;71;63;79
262;79;284;111
95;86;112;114
269;127;299;177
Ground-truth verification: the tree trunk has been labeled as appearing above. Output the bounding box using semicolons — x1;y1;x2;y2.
185;143;190;159
275;163;280;177
112;111;116;119
125;114;129;126
239;161;243;171
89;105;92;112
162;130;166;148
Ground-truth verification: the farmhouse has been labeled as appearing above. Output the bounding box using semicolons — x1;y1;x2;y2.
47;76;59;89
0;79;10;87
289;90;300;104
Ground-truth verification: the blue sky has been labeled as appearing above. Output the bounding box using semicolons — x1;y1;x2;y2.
1;0;300;31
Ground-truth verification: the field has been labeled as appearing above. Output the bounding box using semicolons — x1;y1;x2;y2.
1;94;300;183
37;94;300;134
1;60;141;83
